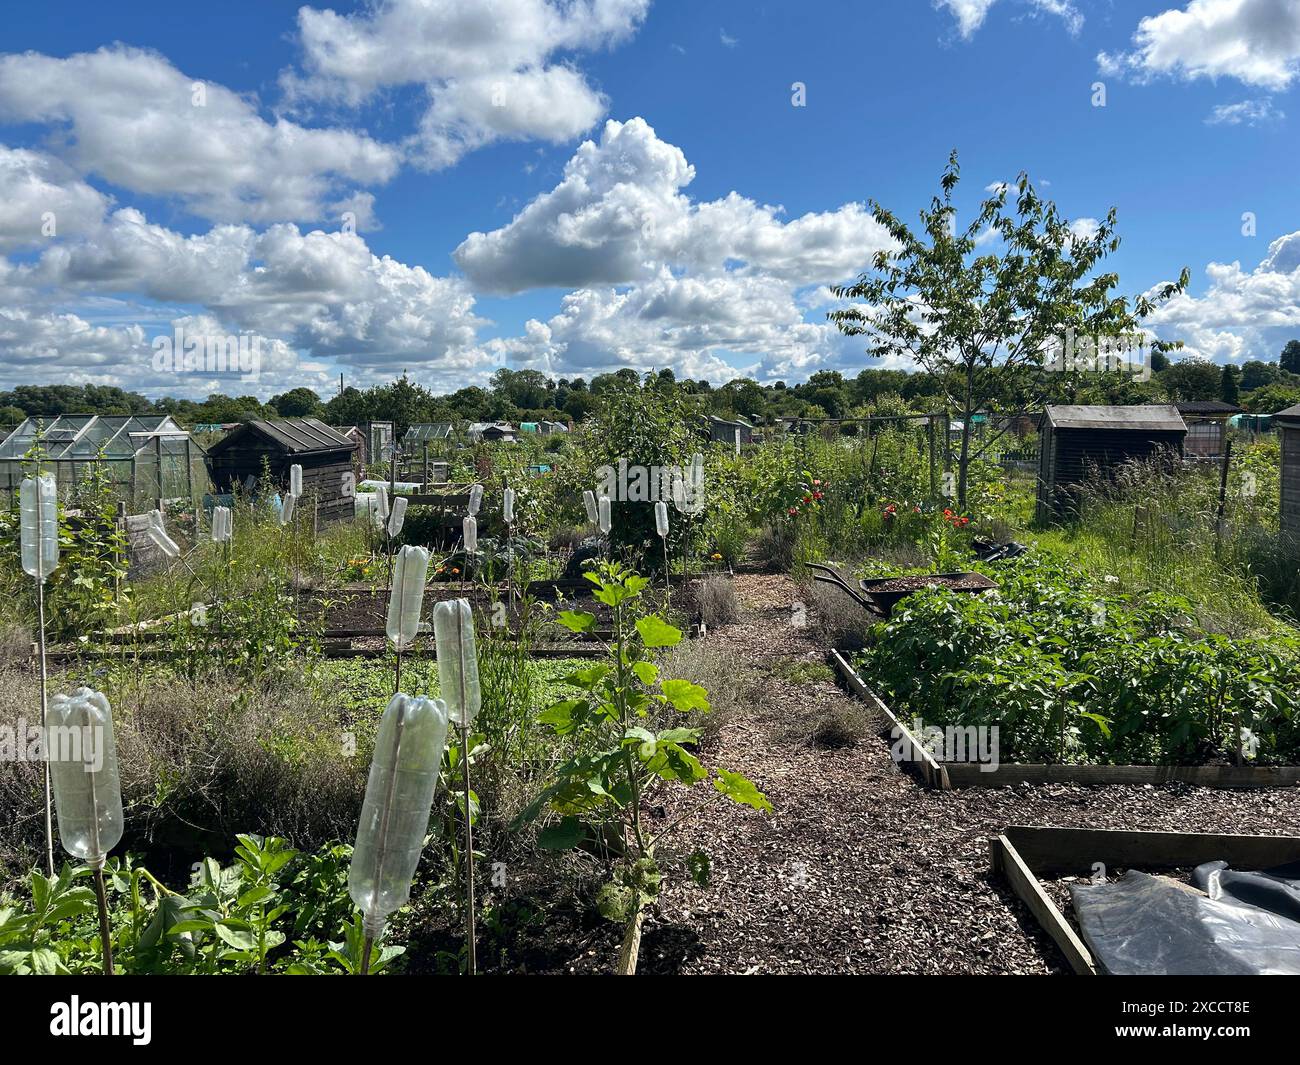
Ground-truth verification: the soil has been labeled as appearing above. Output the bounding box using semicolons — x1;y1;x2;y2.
397;569;1300;974
863;574;995;592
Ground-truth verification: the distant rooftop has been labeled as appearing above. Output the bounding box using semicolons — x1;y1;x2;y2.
1176;401;1242;415
1045;404;1187;433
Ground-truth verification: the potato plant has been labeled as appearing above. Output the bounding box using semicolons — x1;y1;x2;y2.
858;555;1300;765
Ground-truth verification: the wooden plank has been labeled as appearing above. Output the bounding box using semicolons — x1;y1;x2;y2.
944;762;1300;790
831;649;948;789
41;643;605;664
991;834;1097;975
1003;825;1300;879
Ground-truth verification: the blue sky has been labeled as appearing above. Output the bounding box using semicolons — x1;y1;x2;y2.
2;0;1299;399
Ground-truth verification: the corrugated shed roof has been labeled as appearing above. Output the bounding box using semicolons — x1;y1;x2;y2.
1045;404;1187;432
209;418;355;455
254;418;354;453
1176;401;1242;415
1275;403;1300;425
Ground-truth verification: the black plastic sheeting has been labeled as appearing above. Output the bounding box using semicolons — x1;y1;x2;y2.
1070;861;1300;975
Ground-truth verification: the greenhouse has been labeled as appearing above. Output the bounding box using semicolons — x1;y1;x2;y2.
0;414;206;508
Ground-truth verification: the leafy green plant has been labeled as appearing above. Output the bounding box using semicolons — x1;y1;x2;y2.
857;555;1299;765
516;562;770;973
0;837;407;975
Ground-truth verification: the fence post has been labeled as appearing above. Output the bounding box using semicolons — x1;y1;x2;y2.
1214;438;1233;558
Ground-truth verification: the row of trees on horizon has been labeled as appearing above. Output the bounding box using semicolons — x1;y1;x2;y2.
1;347;1298;437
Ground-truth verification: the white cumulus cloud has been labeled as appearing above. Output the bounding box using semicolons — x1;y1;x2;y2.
1098;0;1300;90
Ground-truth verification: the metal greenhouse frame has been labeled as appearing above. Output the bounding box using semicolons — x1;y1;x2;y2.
0;415;207;509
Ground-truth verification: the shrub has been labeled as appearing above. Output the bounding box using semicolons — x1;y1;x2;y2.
0;666;366;884
855;555;1300;765
697;576;741;627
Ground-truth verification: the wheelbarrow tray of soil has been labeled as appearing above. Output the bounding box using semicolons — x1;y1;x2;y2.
859;571;998;616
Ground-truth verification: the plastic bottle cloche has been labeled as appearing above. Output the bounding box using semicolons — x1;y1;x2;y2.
349;693;449;936
386;546;431;650
20;474;59;580
47;688;124;864
387;495;408;537
433;598;481;727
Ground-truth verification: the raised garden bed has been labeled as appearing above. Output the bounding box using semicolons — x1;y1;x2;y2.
990;825;1300;975
831;650;1300;790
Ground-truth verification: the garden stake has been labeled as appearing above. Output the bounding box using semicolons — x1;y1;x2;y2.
655;500;670;603
21;472;59;875
503;486;515;609
36;574;52;875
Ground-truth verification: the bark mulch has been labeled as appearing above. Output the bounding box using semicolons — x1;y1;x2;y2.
634;572;1300;975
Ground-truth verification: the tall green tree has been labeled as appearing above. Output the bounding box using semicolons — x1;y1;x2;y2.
830;152;1188;507
1220;363;1241;406
1281;340;1300;375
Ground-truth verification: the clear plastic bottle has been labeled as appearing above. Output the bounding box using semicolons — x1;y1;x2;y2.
289;463;303;498
598;495;612;535
463;515;478;553
386;546;430;650
387;495;408;537
655;500;669;538
349;693;448;936
502;488;515;524
20;474;59;580
211;505;232;543
147;510;180;557
47;688;123;863
433;599;481;726
468;483;484;516
373;484;390;521
279;494;296;526
583;489;598;524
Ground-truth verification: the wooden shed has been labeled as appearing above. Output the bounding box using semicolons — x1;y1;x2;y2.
206;418;357;526
1176;401;1241;457
1036;405;1187;522
1276;403;1300;553
702;414;755;446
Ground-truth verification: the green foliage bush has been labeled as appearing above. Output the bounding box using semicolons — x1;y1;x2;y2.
857;555;1299;765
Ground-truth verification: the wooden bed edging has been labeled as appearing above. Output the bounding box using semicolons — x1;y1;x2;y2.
39;644;605;665
991;826;1300;976
829;649;950;789
830;650;1300;791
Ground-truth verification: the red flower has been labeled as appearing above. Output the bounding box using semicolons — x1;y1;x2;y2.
788;506;798;515
814;491;824;500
